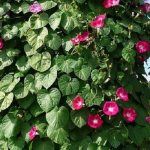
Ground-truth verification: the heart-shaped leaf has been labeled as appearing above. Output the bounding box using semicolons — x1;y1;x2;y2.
37;88;61;112
29;52;51;72
58;75;80;96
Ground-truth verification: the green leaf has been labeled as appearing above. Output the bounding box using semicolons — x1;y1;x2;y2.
122;42;136;64
55;55;76;74
32;138;54;150
58;75;80;96
0;52;13;70
17;94;35;109
30;102;44;117
128;126;144;146
0;74;20;93
74;65;91;81
2;25;18;40
24;74;37;93
8;137;25;150
40;0;57;11
39;65;57;89
0;140;8;150
21;2;29;14
132;23;141;33
61;13;74;32
87;143;98;150
71;108;89;128
0;91;5;100
29;52;51;72
29;13;49;29
0;93;14;112
92;130;108;146
14;83;29;99
47;126;69;145
75;0;86;4
0;74;13;92
37;88;61;112
26;27;48;51
108;132;120;148
91;69;106;84
2;114;20;138
46;34;62;50
16;56;30;72
82;85;104;107
21;123;30;142
62;40;73;52
46;106;69;128
6;48;20;57
49;12;62;30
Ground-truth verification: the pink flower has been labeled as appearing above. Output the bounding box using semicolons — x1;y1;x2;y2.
123;108;137;122
90;14;106;29
146;116;150;124
28;126;38;140
87;114;103;128
103;101;119;116
72;96;84;110
140;3;150;13
78;32;89;42
103;0;120;8
135;41;150;53
0;38;4;49
116;87;129;102
71;31;89;45
71;36;80;45
29;2;42;13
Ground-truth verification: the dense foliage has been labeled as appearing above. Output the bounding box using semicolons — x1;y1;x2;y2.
0;0;150;149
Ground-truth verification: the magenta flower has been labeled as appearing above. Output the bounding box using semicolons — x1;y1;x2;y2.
71;31;89;45
103;0;120;9
146;116;150;124
116;87;129;102
28;126;38;140
0;38;4;49
78;32;89;42
87;114;103;129
29;2;42;14
71;36;80;45
135;41;150;54
72;96;84;110
90;14;106;29
103;101;119;116
140;4;150;13
123;108;137;122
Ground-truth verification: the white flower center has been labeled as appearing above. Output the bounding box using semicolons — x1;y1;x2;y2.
126;113;131;117
108;107;114;112
120;92;125;97
139;45;144;50
78;101;82;106
93;119;98;124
